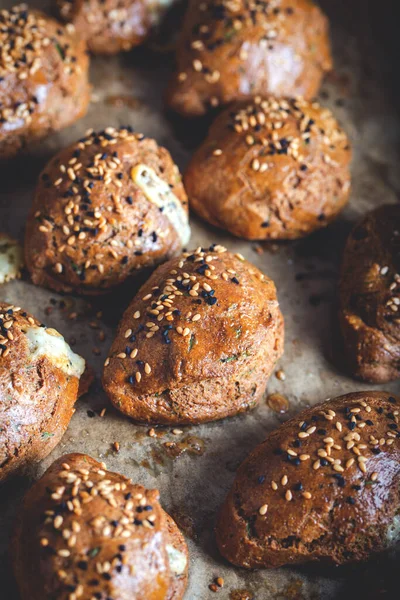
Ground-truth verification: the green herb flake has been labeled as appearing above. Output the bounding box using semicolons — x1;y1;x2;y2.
188;333;196;351
55;42;65;60
88;546;101;558
221;354;239;363
224;28;237;42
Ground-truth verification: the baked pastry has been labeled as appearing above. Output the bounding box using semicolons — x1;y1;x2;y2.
0;303;86;483
103;244;284;424
56;0;178;55
11;453;188;600
184;96;351;240
339;205;400;383
24;127;190;295
216;391;400;568
0;5;90;160
166;0;332;117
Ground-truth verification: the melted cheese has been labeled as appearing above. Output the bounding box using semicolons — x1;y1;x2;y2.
131;164;191;246
25;327;85;379
166;544;187;576
0;235;23;284
387;515;400;544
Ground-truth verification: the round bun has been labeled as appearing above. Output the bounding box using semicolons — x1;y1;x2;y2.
11;453;188;600
0;5;90;159
56;0;177;55
0;303;86;483
103;244;284;424
24;127;190;295
339;204;400;383
166;0;332;117
184;96;351;240
216;391;400;568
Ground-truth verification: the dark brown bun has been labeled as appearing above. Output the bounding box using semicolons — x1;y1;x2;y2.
56;0;177;55
0;303;86;483
24;127;190;295
0;5;90;159
216;391;400;568
339;204;400;382
185;96;351;240
11;453;188;600
166;0;332;117
102;244;284;424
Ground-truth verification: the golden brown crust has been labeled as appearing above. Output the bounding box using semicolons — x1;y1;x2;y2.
184;96;351;240
56;0;176;55
102;244;284;424
339;205;400;382
216;391;400;569
24;127;189;295
0;6;90;159
0;303;85;483
11;453;188;600
166;0;332;117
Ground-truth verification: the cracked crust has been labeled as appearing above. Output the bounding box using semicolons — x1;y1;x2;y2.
0;6;90;160
0;304;86;483
184;96;351;240
166;0;332;117
216;391;400;568
339;205;400;382
11;453;188;599
55;0;177;55
103;245;284;424
24;127;189;295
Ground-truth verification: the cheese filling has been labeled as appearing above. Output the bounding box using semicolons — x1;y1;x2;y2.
25;327;85;379
166;544;187;576
148;0;177;24
0;235;24;284
131;164;191;246
387;515;400;544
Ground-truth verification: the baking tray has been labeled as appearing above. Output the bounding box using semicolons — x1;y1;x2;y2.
1;1;400;598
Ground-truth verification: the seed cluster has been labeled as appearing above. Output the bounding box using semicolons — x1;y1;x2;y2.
383;269;400;313
37;460;157;600
380;225;400;314
105;244;265;386
256;395;399;516
212;96;349;174
0;5;79;128
0;303;44;359
35;127;166;281
177;0;294;107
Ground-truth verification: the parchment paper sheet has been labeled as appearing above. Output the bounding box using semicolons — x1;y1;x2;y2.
1;1;399;598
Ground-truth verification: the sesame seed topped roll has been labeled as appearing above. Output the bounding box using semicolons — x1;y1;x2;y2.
24;127;190;295
0;303;86;483
11;453;188;600
102;245;284;424
339;205;400;383
184;96;351;240
216;391;400;568
55;0;179;55
166;0;332;117
0;5;90;160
